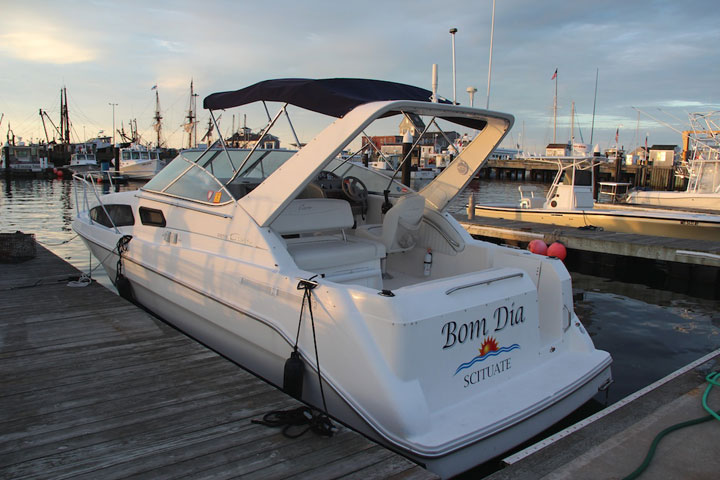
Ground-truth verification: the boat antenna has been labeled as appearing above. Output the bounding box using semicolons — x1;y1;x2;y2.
431;64;438;103
449;28;458;104
590;68;598;146
486;0;496;109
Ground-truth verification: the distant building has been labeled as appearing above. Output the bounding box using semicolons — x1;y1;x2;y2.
649;144;678;167
226;127;281;149
545;143;569;156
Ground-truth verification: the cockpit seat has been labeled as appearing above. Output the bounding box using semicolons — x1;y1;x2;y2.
272;198;386;287
355;193;425;254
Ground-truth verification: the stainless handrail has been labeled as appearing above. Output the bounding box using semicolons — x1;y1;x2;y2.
72;173;121;234
445;272;523;295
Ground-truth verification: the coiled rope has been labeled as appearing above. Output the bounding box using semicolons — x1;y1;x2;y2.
252;276;335;438
622;371;719;480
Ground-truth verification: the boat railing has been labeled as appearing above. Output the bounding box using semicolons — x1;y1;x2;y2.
72;173;122;234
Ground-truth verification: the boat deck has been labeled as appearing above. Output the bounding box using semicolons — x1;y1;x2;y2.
0;244;437;479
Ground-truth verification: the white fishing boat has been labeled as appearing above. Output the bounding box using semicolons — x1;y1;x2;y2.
117;143;163;180
626;112;720;213
474;157;720;241
626;157;720;212
68;148;98;174
72;78;612;478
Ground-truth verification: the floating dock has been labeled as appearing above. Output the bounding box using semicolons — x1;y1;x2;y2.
0;245;436;479
485;349;720;480
457;215;720;298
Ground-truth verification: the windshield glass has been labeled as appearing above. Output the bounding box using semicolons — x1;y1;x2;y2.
143;148;297;204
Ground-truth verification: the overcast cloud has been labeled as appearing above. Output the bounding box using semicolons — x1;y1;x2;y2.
1;0;718;152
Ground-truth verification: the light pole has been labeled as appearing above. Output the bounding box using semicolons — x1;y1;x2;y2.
108;103;118;145
449;28;457;105
466;86;477;107
486;0;496;109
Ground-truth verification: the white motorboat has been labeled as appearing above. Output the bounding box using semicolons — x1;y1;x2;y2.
626;157;720;213
72;78;612;478
474;158;720;241
68;149;99;174
627;112;720;213
117;144;163;180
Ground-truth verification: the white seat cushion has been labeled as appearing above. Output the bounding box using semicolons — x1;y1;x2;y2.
286;235;385;271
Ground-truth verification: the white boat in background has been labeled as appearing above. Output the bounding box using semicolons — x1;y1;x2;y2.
627;112;720;213
72;78;611;478
474;158;720;241
626;159;720;212
68;148;98;174
117;144;163;180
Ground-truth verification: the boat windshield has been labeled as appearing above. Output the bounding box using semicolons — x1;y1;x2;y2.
143;148;410;204
688;159;720;193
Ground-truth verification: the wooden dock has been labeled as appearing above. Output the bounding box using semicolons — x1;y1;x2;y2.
457;215;720;298
0;245;436;479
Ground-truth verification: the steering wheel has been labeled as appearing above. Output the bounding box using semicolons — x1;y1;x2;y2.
341;176;368;202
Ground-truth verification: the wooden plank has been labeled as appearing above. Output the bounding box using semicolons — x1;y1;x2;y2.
0;244;439;480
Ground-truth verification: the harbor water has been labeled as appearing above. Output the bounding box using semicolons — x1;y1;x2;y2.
2;176;719;408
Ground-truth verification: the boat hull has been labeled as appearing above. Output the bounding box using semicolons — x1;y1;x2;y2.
474;205;720;241
75;225;611;479
626;190;720;213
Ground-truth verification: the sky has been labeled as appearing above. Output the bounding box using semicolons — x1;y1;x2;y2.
1;0;719;154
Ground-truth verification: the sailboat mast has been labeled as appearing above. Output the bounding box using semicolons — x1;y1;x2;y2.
186;80;197;149
153;88;163;148
553;71;558;143
590;68;598;147
570;101;575;155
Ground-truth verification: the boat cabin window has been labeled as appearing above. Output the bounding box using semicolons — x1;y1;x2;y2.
122;151;130;160
563;169;592;186
89;204;135;228
141;152;149;160
132;151;140;160
139;207;166;227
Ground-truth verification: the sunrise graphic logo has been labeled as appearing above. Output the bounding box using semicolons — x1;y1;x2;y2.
454;337;520;376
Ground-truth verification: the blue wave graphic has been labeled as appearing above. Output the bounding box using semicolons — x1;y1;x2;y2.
454;344;520;375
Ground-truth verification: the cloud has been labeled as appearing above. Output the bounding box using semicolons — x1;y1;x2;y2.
0;30;96;64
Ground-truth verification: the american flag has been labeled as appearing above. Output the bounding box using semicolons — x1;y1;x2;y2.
551;68;557;80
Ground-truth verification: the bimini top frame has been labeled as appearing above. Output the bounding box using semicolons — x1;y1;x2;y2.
167;78;514;227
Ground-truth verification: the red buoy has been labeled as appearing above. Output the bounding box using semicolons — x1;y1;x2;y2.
528;239;548;255
547;242;567;261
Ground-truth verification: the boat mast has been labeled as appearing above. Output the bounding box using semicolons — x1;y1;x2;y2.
60;87;70;149
185;80;198;149
570;101;575;155
553;69;558;143
590;68;598;146
153;87;163;148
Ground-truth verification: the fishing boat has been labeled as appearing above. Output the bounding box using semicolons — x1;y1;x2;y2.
67;147;99;174
117;143;163;180
626;155;720;212
626;112;720;213
474;157;720;241
72;78;612;478
1;141;51;175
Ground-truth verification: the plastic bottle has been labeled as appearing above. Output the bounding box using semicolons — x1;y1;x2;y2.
423;248;433;276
